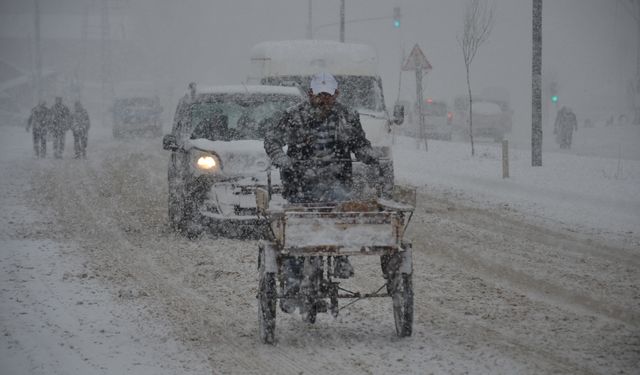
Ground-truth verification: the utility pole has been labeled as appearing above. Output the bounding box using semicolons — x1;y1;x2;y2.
101;0;114;126
635;0;640;125
33;0;42;103
340;0;345;42
532;0;543;167
307;0;313;39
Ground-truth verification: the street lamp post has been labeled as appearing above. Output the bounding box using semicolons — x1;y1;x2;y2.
307;0;313;39
340;0;345;42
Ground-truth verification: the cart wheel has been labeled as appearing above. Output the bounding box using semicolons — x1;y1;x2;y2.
258;271;277;344
300;257;321;324
329;288;339;318
301;300;317;324
258;245;277;344
392;273;413;337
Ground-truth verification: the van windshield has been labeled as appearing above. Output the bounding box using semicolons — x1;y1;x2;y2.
187;92;301;141
262;75;385;112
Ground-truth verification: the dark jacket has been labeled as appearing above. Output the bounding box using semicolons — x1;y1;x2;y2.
264;101;377;201
27;104;49;133
72;107;91;134
50;102;72;133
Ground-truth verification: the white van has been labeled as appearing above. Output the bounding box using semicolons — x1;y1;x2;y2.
249;40;404;144
249;40;404;196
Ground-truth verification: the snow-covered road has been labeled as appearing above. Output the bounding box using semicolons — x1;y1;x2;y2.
1;125;638;374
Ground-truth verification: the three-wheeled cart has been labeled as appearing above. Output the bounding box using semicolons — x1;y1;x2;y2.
255;187;415;344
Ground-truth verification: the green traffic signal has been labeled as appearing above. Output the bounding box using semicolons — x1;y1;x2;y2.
551;95;558;103
393;6;401;28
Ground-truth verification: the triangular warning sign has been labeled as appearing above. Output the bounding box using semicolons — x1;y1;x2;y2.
402;44;432;71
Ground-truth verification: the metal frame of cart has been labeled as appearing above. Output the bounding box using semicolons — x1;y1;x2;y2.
255;187;416;344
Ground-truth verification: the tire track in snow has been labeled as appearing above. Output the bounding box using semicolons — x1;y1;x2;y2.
403;190;639;373
28;149;333;375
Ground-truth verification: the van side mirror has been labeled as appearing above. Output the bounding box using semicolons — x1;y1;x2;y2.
393;104;405;125
162;134;180;151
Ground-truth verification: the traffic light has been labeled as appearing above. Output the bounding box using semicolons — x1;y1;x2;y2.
550;81;558;104
393;6;401;28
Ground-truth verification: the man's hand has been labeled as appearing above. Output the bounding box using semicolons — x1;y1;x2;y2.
273;154;293;170
361;153;379;166
303;168;318;180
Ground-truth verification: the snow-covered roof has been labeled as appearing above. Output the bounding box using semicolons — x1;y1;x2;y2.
196;85;303;96
250;40;379;77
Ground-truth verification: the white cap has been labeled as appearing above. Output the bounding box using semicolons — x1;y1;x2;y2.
309;72;338;95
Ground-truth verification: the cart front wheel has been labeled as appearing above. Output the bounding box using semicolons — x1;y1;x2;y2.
258;272;277;344
392;273;413;337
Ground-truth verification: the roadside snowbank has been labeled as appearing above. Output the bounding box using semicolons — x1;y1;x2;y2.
394;132;640;244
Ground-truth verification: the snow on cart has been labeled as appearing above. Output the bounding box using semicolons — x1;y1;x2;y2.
255;186;416;344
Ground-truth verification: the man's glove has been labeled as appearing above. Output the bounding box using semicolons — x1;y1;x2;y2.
361;152;379;166
272;154;293;170
303;168;318;180
357;147;381;166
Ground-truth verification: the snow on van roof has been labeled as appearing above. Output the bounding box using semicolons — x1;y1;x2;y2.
196;85;303;96
473;102;502;115
250;40;378;76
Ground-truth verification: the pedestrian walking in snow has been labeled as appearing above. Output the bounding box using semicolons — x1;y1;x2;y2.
50;96;72;159
26;100;50;158
554;106;577;149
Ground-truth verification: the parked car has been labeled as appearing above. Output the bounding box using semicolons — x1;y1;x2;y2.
397;99;453;141
162;85;304;237
423;99;453;140
112;96;163;138
451;96;513;141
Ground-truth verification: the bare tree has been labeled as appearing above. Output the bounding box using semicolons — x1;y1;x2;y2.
458;0;495;156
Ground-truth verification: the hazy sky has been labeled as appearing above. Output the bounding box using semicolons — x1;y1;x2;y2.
0;0;636;136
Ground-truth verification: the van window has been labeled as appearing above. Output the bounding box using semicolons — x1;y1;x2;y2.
262;75;385;112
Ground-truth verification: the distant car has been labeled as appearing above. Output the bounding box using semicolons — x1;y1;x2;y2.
112;96;163;138
451;96;513;142
422;99;452;140
162;85;304;237
398;99;452;141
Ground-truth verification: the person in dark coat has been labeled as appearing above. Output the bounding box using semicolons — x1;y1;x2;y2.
554;106;578;149
50;96;72;158
71;100;90;159
264;72;379;310
264;72;378;203
27;100;50;158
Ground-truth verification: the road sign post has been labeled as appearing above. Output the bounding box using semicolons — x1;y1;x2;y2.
402;44;432;151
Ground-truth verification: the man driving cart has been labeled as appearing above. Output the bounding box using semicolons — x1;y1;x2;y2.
264;72;381;310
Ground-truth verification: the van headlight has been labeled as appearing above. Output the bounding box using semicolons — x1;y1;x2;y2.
197;155;217;169
191;150;221;173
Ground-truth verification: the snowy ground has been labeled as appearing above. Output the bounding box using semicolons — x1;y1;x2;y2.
1;121;638;374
